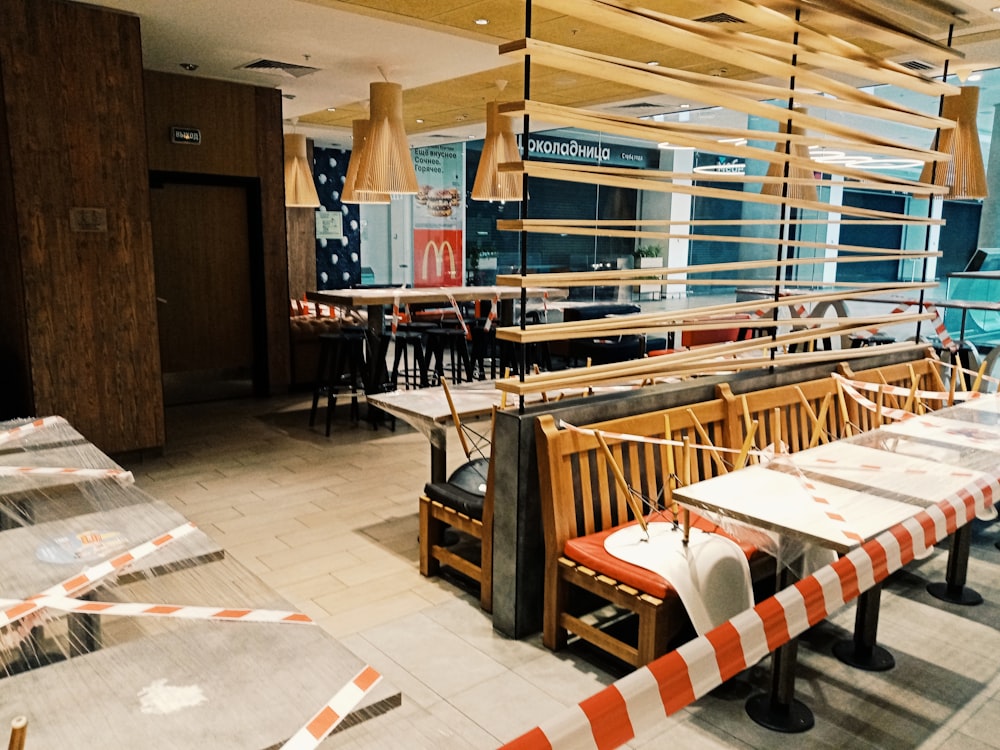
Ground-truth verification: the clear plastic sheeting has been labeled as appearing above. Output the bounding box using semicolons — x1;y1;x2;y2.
0;417;399;748
675;394;1000;577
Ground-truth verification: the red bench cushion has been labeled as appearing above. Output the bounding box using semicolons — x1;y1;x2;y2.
562;510;758;600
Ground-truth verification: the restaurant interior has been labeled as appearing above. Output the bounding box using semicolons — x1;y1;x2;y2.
3;0;1000;747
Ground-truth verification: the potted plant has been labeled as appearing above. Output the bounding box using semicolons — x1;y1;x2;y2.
633;245;663;300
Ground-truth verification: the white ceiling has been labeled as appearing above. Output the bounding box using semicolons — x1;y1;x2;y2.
75;0;1000;153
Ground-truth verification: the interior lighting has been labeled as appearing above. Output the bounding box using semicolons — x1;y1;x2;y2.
353;78;419;195
919;86;988;199
471;101;522;201
342;119;390;204
283;133;321;207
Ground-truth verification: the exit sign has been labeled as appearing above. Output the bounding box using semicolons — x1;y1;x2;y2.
171;126;201;145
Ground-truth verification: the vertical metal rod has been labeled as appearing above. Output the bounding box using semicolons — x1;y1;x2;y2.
916;23;954;343
518;0;533;413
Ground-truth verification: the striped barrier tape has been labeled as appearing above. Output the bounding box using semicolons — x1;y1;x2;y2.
32;595;314;624
835;372;989;402
0;522;198;630
877;301;956;351
833;374;920;422
484;291;501;332
501;472;996;750
280;665;382;749
0;466;134;484
0;416;67;445
446;293;472;340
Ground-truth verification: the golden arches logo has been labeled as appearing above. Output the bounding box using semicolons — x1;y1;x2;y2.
420;240;458;282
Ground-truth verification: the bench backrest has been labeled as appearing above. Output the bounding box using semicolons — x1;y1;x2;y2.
536;356;947;554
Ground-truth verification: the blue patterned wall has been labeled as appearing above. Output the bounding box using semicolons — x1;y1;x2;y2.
312;146;361;289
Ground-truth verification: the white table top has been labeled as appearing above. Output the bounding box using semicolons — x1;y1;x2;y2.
674;395;1000;554
0;418;400;746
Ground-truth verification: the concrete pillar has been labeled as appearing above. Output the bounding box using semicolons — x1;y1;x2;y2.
977;102;1000;249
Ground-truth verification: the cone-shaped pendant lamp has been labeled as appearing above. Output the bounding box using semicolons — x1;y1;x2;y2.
760;110;818;203
355;81;418;195
343;119;390;204
283;133;321;207
920;86;988;199
472;101;523;201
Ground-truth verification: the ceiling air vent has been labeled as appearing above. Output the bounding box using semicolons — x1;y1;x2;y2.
239;58;320;78
693;12;744;23
899;59;934;72
616;102;661;110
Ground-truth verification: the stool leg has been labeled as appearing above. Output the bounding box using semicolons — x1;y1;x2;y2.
327;338;347;437
309;338;333;428
414;338;428;388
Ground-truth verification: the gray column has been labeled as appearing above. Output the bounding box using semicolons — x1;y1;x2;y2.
977;103;1000;249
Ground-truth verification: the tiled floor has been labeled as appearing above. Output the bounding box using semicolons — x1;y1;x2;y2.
125;382;1000;749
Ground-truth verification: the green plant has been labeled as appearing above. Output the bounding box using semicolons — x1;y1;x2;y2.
633;244;662;258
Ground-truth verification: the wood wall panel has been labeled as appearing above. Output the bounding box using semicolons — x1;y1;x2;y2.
143;71;290;391
256;85;292;390
0;0;164;454
145;72;257;177
0;56;32;420
286;207;316;300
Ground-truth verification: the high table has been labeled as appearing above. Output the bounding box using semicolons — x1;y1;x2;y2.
673;394;1000;732
367;380;635;483
0;417;400;747
307;285;567;389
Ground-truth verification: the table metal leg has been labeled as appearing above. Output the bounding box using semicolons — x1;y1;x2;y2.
430;444;447;484
832;584;894;671
927;525;983;605
745;567;814;733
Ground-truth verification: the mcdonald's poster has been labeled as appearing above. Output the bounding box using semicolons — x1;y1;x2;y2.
412;143;464;287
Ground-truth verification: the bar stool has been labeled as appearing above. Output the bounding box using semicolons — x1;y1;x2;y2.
425;326;474;384
308;328;366;436
391;330;428;389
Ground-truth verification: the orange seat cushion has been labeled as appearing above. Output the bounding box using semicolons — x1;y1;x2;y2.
562;510;758;600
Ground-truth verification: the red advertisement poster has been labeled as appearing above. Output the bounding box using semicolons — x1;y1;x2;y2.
412;143;464;288
413;228;464;287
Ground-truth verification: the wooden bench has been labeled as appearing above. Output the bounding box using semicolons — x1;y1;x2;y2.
535;398;768;667
534;355;951;666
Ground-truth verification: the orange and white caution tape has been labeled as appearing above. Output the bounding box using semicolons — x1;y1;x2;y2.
834;372;986;402
0;522;198;630
280;666;383;749
30;595;313;624
484;290;501;332
833;374;920;422
391;294;401;337
501;472;997;750
0;416;67;445
446;293;471;339
0;466;134;484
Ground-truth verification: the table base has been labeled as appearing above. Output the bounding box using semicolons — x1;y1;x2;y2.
831;640;895;671
745;693;814;733
926;581;984;606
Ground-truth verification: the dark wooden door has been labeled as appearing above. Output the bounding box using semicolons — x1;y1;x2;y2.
150;182;254;385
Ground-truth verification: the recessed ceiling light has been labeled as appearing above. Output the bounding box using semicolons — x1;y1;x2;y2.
680;103;690;109
416;118;425;123
326;107;337;112
992;6;1000;12
179;62;198;71
475;18;489;25
647;61;659;67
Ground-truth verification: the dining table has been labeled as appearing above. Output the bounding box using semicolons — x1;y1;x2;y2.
0;416;400;747
306;285;567;391
672;392;1000;732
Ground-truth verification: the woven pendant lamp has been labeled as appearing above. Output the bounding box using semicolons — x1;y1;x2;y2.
283;133;320;207
920;86;988;199
472;101;523;201
343;119;390;204
760;110;818;203
355;81;418;195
